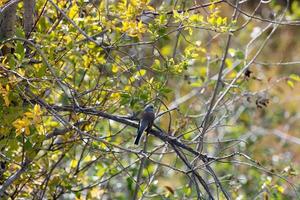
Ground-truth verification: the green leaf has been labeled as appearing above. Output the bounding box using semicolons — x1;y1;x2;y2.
36;65;47;77
9;139;19;151
15;42;25;61
15;28;25;38
160;87;172;94
236;50;245;59
190;81;203;87
24;139;33;151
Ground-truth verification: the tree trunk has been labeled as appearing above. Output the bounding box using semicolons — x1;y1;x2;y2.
0;1;18;39
23;0;35;38
0;0;18;55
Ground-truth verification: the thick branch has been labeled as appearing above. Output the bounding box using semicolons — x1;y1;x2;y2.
23;0;35;37
0;159;30;196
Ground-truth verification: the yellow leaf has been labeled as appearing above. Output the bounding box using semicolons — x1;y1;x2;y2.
13;117;31;136
33;104;42;115
68;4;79;18
120;20;146;38
161;45;172;56
82;55;91;68
17;68;25;76
190;14;198;22
187;27;193;35
154;59;160;66
277;185;284;193
228;71;237;79
64;35;73;44
111;92;120;100
1;55;8;64
112;64;119;73
0;83;10;106
96;166;105;177
149;77;154;84
124;85;131;91
223;17;227;25
3;95;10;107
216;17;223;26
96;54;106;64
209;3;215;11
289;74;300;82
147;5;155;11
287;80;294;88
129;76;135;83
207;16;216;26
90;187;104;198
190;80;203;87
25;104;43;124
83;155;92;162
226;58;233;68
199;67;207;77
137;69;146;76
70;159;78;168
173;9;180;19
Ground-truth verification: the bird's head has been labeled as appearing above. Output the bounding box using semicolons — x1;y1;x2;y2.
144;104;154;112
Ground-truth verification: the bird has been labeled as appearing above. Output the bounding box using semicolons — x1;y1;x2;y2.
134;104;155;145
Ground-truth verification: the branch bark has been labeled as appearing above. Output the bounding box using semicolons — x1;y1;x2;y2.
0;0;18;55
23;0;35;38
0;159;30;197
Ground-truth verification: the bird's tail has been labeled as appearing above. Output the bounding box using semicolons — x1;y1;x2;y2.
134;129;143;145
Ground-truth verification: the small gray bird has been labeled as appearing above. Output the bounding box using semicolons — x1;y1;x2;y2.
134;104;155;145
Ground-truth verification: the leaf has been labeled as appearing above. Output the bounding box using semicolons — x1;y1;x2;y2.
184;186;191;196
111;92;120;100
173;9;180;19
25;104;43;124
138;69;146;76
190;81;203;87
160;87;172;94
112;64;119;73
289;74;300;82
36;64;46;77
12;117;31;136
207;16;216;26
24;139;33;151
287;80;294;88
70;159;78;168
15;42;25;60
8;139;18;151
222;17;228;25
228;48;236;57
120;93;131;98
68;4;79;18
276;185;284;193
226;58;233;68
15;27;25;38
236;50;245;59
216;17;223;26
161;45;172;56
209;3;215;11
96;164;105;177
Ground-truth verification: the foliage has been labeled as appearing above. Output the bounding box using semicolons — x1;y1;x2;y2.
0;0;300;199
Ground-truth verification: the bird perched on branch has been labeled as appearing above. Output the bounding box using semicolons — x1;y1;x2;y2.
134;104;155;145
